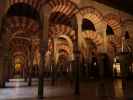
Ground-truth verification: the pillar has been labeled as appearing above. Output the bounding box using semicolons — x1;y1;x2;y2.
38;8;48;99
27;45;32;86
0;43;5;87
72;18;80;95
120;54;129;78
0;45;10;87
28;44;32;86
38;46;45;99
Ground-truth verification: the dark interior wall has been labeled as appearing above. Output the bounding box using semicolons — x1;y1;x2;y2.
93;0;133;15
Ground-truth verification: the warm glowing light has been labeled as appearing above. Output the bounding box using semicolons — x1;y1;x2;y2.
113;59;121;77
15;63;21;72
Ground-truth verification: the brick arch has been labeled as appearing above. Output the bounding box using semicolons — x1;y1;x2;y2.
104;13;122;50
10;40;30;60
5;16;40;38
12;52;26;66
80;6;103;20
55;36;74;62
13;54;26;71
10;37;32;69
80;31;103;54
14;54;25;64
56;46;71;64
122;19;133;38
58;35;73;52
9;0;40;12
78;6;105;35
104;13;122;37
82;31;103;46
8;0;78;24
48;24;75;39
104;13;122;57
10;38;30;50
78;30;104;62
39;0;78;17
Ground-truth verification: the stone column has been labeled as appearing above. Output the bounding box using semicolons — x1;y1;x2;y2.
6;48;12;81
1;46;10;87
0;43;5;87
2;36;12;85
38;45;45;98
120;54;129;78
97;54;104;80
28;44;33;86
72;17;80;95
24;62;28;82
38;8;48;98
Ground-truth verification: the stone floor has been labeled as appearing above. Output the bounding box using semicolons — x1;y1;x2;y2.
0;78;133;100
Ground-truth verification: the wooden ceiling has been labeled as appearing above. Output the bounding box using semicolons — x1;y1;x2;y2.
93;0;133;15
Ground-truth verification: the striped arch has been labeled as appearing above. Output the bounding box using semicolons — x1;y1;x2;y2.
48;24;75;38
122;19;133;38
13;53;26;71
79;30;103;50
78;6;105;35
8;0;41;12
14;54;25;64
81;31;103;46
104;13;122;49
10;37;30;53
56;45;72;64
8;0;78;17
40;0;78;17
5;16;40;38
58;35;73;51
104;13;122;37
12;51;26;66
13;51;25;61
79;31;103;60
53;35;73;64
